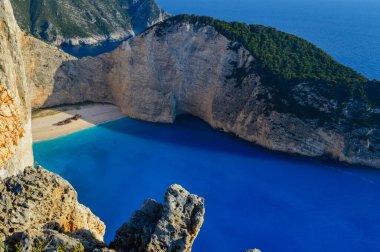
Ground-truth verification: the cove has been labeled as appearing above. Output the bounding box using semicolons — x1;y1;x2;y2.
33;116;380;252
60;39;126;58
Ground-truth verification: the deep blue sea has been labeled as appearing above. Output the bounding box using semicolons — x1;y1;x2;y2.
34;1;380;251
60;40;125;58
34;116;380;252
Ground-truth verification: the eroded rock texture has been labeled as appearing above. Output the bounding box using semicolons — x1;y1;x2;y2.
0;86;24;168
0;0;33;177
4;228;106;252
112;184;205;252
0;166;105;241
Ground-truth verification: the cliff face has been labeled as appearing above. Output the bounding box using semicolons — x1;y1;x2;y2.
0;167;105;241
10;0;167;46
20;33;76;108
40;20;380;168
0;0;33;178
108;22;380;168
112;184;205;252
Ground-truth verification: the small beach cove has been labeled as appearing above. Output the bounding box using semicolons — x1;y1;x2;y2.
32;103;125;142
33;115;380;252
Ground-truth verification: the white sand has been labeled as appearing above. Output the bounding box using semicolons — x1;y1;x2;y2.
32;103;125;142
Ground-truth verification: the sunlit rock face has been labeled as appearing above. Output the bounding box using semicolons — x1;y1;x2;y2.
99;22;380;169
112;184;205;252
0;167;106;242
33;20;380;169
0;0;33;178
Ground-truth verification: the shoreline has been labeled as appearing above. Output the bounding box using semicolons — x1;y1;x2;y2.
32;103;125;142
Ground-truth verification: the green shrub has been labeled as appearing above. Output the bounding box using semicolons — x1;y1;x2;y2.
155;15;373;103
14;242;22;252
0;241;9;252
32;240;47;252
57;243;67;252
71;242;84;252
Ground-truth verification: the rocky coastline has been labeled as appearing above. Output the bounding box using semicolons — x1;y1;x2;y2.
1;0;379;250
0;1;206;251
25;19;380;169
0;167;205;252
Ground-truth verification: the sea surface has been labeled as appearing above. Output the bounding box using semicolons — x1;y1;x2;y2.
34;116;380;252
34;1;380;251
60;40;126;58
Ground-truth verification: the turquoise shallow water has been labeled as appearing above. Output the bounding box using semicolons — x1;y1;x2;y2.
34;116;380;252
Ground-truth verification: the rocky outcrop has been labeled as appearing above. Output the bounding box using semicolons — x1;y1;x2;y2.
0;166;105;241
4;229;106;252
0;0;33;178
1;175;204;252
112;184;205;252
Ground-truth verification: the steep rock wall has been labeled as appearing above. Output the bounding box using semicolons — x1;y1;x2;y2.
20;33;76;108
22;35;115;109
0;0;33;178
27;21;380;169
101;23;379;168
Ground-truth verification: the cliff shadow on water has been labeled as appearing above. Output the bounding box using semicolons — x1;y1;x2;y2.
60;39;128;58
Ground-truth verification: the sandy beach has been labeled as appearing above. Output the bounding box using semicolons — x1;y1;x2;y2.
32;103;125;142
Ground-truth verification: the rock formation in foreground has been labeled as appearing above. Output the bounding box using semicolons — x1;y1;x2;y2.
0;166;105;242
111;184;205;252
0;169;205;252
38;15;380;168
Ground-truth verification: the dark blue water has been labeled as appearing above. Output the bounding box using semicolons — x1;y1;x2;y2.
34;116;380;252
156;0;380;80
60;40;126;58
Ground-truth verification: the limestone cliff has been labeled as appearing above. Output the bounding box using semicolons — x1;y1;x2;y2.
19;32;115;109
39;18;380;168
111;184;205;252
0;167;105;242
20;33;76;108
1;171;205;252
0;0;33;178
110;20;379;168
